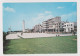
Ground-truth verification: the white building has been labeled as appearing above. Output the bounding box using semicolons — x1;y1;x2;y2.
63;22;75;32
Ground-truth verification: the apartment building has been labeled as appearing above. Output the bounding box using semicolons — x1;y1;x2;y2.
42;16;63;33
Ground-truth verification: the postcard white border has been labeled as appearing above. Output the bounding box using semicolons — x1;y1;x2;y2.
1;0;77;2
0;0;80;56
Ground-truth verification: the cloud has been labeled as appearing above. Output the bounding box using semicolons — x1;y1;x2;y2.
57;7;64;9
61;12;77;22
4;7;15;13
34;11;53;22
38;13;44;16
27;11;54;28
45;11;51;14
32;11;52;22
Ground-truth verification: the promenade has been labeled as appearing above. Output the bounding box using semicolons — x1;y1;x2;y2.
6;33;74;40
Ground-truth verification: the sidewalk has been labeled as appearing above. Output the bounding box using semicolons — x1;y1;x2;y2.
6;33;74;40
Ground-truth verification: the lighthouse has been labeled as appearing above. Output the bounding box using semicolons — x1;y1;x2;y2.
23;20;25;32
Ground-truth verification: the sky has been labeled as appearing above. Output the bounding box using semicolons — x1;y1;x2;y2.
3;2;77;32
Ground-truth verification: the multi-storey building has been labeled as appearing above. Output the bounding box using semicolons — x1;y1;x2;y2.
42;16;63;33
63;22;76;33
33;16;77;33
33;24;42;33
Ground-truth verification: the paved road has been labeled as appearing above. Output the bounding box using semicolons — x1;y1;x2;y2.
6;33;74;40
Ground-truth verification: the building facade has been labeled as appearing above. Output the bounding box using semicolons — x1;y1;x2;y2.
63;22;75;33
33;16;77;33
33;24;42;33
42;16;64;33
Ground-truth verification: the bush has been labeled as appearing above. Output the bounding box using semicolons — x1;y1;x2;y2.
3;32;11;53
3;32;7;43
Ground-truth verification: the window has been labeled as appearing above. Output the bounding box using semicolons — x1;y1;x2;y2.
71;24;72;26
65;25;66;27
71;28;73;30
62;23;64;25
59;23;60;25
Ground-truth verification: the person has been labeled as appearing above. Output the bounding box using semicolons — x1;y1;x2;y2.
58;35;59;36
73;31;75;36
21;32;23;35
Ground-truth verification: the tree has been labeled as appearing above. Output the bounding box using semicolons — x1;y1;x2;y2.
71;30;75;36
3;32;7;43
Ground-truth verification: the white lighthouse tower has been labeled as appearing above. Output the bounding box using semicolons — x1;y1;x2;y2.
23;20;25;32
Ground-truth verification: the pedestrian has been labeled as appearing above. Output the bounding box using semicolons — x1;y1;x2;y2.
21;32;23;35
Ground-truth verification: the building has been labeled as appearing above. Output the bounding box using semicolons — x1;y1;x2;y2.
74;22;77;33
63;22;76;33
33;16;77;33
42;16;63;33
25;29;31;33
33;24;42;33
